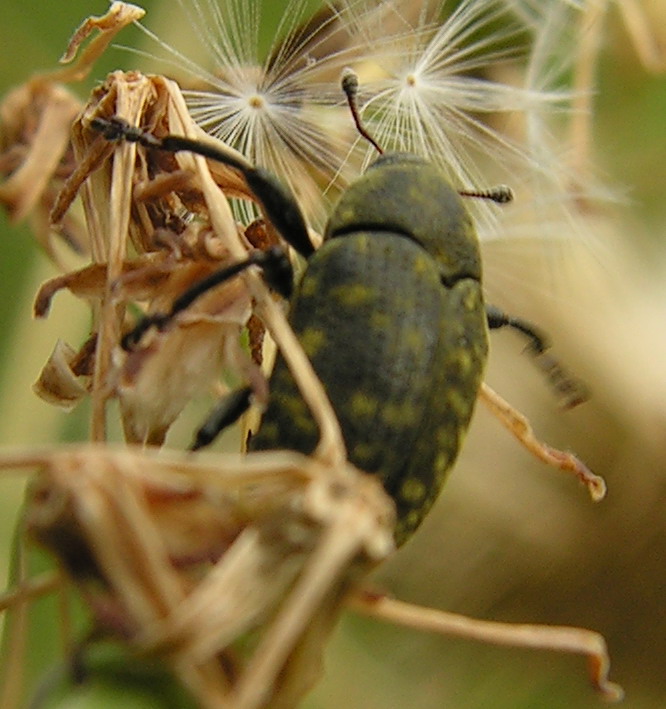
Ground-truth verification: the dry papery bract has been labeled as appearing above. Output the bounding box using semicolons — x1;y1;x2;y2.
0;445;622;709
27;58;352;467
0;2;279;449
0;2;146;262
31;70;311;451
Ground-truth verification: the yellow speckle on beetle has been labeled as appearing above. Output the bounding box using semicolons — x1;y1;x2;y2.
456;349;473;374
300;328;327;357
280;393;308;420
412;253;430;275
400;477;427;503
446;388;472;418
382;401;417;428
406;509;421;530
349;392;379;420
352;441;378;465
299;274;319;298
370;310;391;331
436;426;454;448
434;451;451;482
404;328;425;353
330;283;375;307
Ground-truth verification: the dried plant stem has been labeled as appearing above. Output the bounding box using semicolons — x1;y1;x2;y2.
618;0;666;72
0;534;56;709
479;383;606;501
0;445;394;708
0;91;79;222
0;570;62;613
350;592;623;702
163;83;347;468
0;566;69;709
569;0;607;182
48;2;146;84
231;484;381;709
90;131;135;441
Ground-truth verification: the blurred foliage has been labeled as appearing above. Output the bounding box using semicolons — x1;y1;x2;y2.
1;1;665;708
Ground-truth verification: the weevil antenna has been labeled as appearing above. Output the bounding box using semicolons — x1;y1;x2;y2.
341;68;384;156
459;185;514;205
90;116;315;258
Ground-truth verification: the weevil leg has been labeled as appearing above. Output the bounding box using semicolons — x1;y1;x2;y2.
479;382;606;501
91;116;315;258
122;246;293;350
486;304;550;351
190;385;253;451
349;589;623;702
486;304;590;409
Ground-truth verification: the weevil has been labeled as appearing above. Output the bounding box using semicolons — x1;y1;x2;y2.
93;71;589;546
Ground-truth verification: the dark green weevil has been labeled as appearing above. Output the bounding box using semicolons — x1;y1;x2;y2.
94;73;586;546
248;150;488;544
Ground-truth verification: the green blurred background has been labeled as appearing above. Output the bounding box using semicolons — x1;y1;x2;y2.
1;1;666;707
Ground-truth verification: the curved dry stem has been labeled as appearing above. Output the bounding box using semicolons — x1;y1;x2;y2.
0;571;62;613
163;83;347;468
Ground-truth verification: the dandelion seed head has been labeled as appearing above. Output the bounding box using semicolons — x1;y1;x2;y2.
125;0;606;258
132;0;409;228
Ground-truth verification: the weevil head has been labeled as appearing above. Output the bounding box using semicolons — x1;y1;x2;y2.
325;153;482;283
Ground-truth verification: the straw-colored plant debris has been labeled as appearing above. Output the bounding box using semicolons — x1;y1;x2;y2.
0;445;396;709
0;2;626;707
0;442;622;708
36;69;271;447
0;2;145;263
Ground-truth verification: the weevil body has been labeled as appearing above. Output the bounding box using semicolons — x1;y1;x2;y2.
99;116;581;546
250;153;488;544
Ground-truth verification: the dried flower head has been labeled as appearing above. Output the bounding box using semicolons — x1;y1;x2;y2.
0;2;146;263
29;71;254;446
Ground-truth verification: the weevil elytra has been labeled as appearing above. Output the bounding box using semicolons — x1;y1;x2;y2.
93;72;590;546
250;150;488;545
